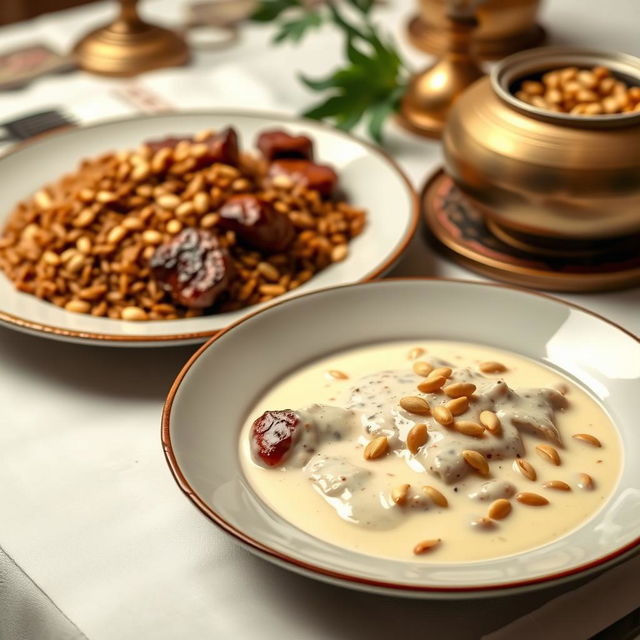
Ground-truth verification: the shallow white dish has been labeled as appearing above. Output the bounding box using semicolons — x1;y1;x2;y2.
0;111;417;347
162;279;640;598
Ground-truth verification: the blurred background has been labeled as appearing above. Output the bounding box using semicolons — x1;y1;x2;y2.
1;1;94;25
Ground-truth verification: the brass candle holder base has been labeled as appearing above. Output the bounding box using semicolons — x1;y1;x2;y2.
73;0;189;77
398;14;484;139
422;169;640;292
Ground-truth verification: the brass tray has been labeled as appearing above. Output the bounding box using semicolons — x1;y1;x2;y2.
422;169;640;293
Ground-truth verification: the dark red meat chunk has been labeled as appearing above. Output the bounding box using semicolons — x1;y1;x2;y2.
199;127;240;167
251;410;300;467
150;229;233;309
257;130;314;161
218;194;294;252
268;159;338;198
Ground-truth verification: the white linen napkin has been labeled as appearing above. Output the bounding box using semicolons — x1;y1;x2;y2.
483;553;640;639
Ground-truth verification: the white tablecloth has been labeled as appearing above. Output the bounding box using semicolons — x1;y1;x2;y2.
0;1;638;639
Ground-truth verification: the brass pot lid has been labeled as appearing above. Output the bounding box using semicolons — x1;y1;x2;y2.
422;169;640;293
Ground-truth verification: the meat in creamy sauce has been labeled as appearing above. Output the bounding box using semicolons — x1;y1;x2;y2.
241;341;620;562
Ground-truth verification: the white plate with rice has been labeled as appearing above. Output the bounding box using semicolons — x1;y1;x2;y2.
0;111;417;347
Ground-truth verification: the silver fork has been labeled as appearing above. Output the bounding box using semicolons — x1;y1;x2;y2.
0;109;76;144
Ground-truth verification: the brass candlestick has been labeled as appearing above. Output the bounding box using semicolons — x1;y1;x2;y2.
398;9;484;139
407;0;545;61
73;0;190;77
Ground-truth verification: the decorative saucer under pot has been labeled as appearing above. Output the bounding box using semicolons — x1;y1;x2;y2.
443;47;640;255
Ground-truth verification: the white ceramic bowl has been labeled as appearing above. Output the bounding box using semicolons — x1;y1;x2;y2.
0;111;417;346
162;279;640;598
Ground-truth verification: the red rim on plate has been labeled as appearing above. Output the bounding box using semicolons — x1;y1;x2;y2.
161;277;640;596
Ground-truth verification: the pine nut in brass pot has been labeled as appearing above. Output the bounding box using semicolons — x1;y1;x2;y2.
442;47;640;248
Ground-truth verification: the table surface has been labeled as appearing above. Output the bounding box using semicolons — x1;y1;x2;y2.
0;1;638;639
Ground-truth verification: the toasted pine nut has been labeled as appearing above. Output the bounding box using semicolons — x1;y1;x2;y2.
443;382;476;398
121;306;148;321
130;163;150;181
364;436;388;460
446;396;469;416
412;361;433;377
391;484;410;506
200;213;220;229
454;421;485;438
543;480;571;491
190;142;209;158
430;367;452;379
422;485;448;507
194;128;214;142
326;369;348;380
514;458;537;481
96;190;117;204
572;433;602;447
488;498;511;520
479;410;501;435
522;80;544;95
156;194;181;210
78;285;107;300
417;376;446;393
142;230;163;245
257;262;280;282
34;190;53;208
536;444;561;466
193;192;210;214
259;284;286;296
43;251;61;266
432;405;454;426
175;201;195;219
331;244;348;262
76;236;92;254
516;492;549;506
65;300;90;314
107;225;127;245
462;449;489;476
406;423;428;454
74;208;97;228
479;361;506;373
122;216;144;231
400;396;431;416
408;347;425;360
577;473;594;490
471;517;495;530
166;219;183;235
66;253;85;274
60;248;78;263
413;539;440;555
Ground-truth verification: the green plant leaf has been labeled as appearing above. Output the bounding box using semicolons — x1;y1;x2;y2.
273;11;323;44
252;0;410;143
345;0;375;15
303;95;353;119
299;71;338;92
367;100;395;143
326;2;368;40
251;0;300;22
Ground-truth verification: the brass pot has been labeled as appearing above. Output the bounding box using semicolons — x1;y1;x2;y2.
442;47;640;249
408;0;545;60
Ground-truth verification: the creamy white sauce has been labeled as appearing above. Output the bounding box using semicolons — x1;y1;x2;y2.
239;341;621;562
